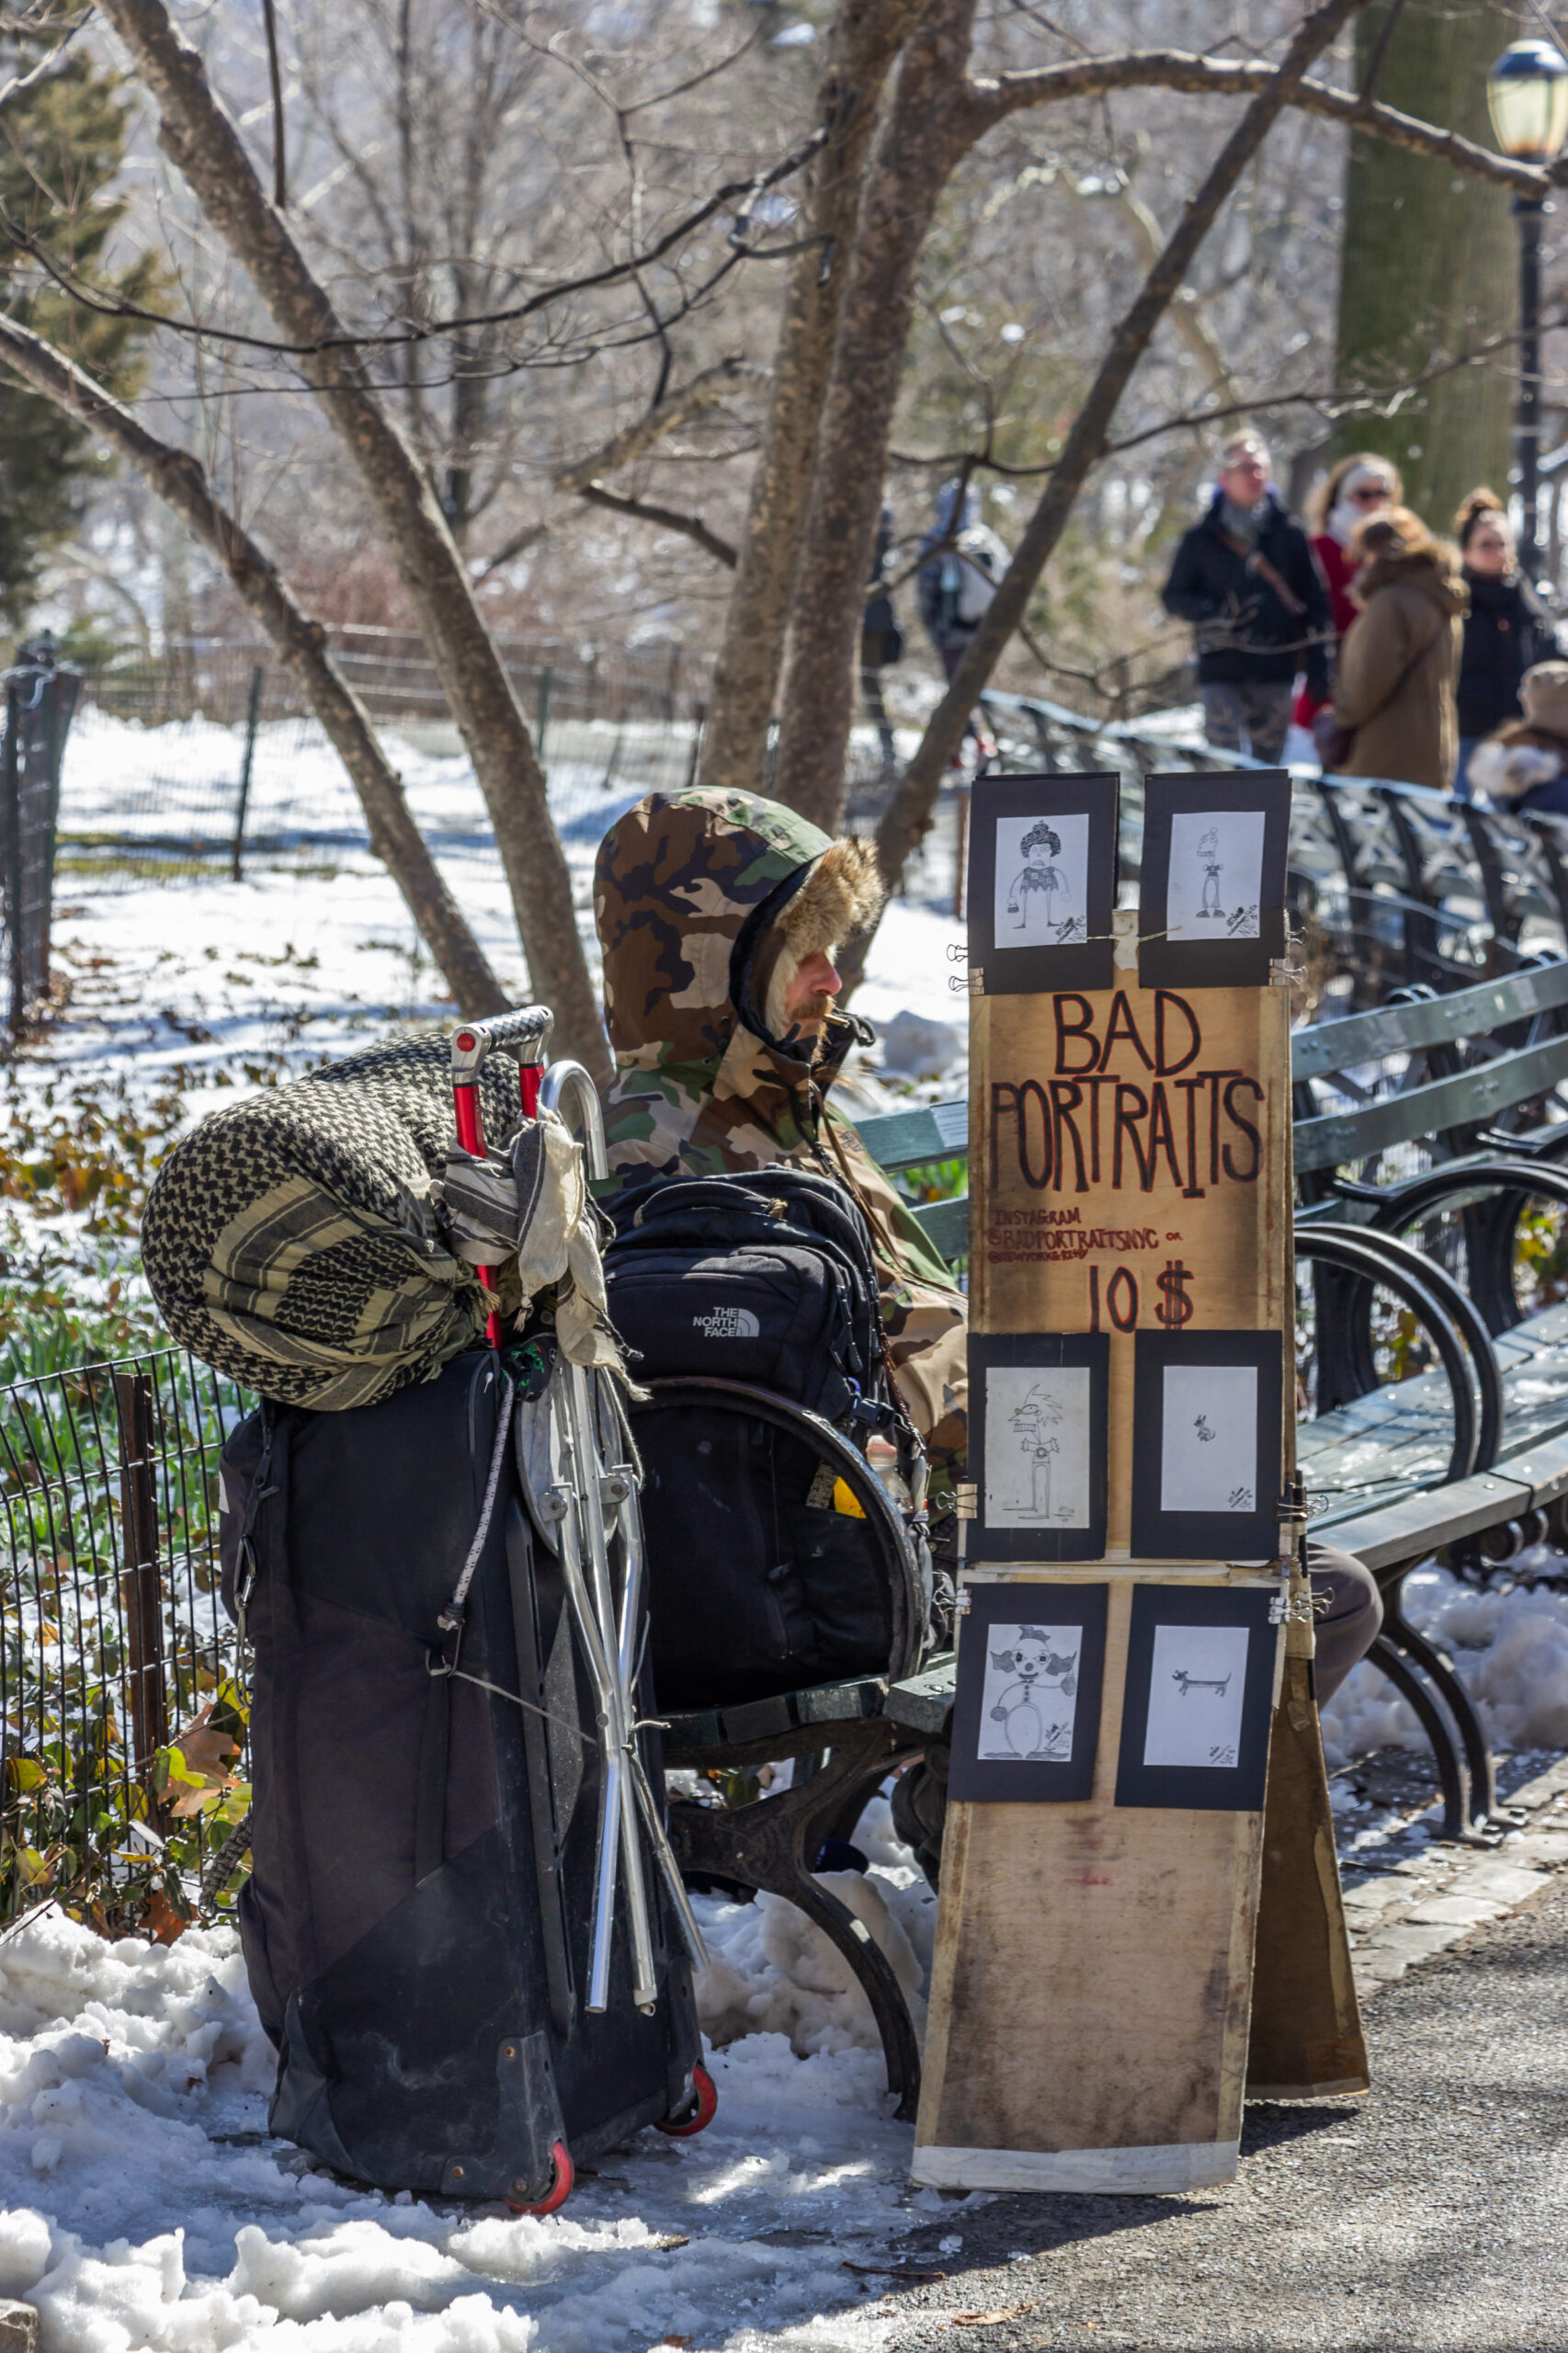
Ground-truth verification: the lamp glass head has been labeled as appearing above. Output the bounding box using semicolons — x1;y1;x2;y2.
1488;38;1568;163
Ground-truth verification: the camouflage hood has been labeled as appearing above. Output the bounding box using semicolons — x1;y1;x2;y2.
594;786;966;1473
595;786;883;1183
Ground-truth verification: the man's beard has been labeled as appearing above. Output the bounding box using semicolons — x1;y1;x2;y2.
785;991;836;1041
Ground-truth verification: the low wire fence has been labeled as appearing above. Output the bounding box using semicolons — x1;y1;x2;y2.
0;1349;252;1929
51;636;714;891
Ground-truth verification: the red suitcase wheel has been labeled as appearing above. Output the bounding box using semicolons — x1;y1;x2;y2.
655;2062;718;2137
508;2138;574;2215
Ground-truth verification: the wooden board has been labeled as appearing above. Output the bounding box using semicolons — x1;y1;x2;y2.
970;947;1293;1552
1246;1650;1369;2099
914;1569;1278;2192
914;924;1342;2193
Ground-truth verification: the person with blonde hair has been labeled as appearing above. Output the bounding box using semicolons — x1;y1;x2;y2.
1320;507;1466;790
1308;454;1402;635
1290;453;1400;733
1162;433;1332;761
1452;488;1557;796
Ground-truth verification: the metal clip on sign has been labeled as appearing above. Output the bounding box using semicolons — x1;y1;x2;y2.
447;1020;708;2020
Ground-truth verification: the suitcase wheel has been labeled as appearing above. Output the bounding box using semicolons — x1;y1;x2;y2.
508;2139;574;2216
655;2062;718;2138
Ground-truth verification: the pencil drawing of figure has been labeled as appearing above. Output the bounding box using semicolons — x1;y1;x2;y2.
1194;1413;1217;1444
988;1627;1079;1758
1197;824;1223;918
1006;821;1076;938
1008;1383;1062;1518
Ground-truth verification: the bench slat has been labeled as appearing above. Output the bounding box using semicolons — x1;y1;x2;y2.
1294;1032;1568;1173
1289;958;1568;1080
912;1195;970;1261
884;1654;957;1734
854;1099;971;1171
1313;1469;1535;1572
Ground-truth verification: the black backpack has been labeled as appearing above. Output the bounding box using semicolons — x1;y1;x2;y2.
602;1167;932;1710
601;1165;892;1429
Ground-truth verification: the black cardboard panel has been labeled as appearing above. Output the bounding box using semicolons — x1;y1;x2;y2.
949;1578;1108;1802
1138;771;1290;989
968;773;1119;995
1130;1329;1284;1563
1113;1582;1276;1811
968;1333;1110;1563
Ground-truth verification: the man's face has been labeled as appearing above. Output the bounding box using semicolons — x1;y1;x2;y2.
783;949;842;1038
1219;448;1268;508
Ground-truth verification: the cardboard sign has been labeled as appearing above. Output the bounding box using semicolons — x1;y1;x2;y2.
971;967;1291;1552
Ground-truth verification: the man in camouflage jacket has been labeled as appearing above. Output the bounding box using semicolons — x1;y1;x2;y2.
594;785;968;1511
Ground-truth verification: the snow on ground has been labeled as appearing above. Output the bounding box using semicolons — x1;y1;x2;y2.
1324;1555;1568;1768
36;714;966;1104
0;1799;959;2353
13;710;1568;2343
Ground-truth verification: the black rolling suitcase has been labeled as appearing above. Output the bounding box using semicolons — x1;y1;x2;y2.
221;1346;706;2210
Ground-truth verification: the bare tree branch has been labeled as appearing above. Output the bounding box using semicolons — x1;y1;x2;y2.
471;521;550;586
93;0;605;1067
0;14;86;114
0;313;506;1015
0;119;835;359
862;0;1372;949
575;481;738;567
551;356;766;494
260;0;287;207
962;50;1557;196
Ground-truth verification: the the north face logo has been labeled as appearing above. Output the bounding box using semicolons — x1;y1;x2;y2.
692;1306;760;1339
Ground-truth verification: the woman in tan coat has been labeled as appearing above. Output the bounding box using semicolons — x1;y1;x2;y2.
1327;509;1467;790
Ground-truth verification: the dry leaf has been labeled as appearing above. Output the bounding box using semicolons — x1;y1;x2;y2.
164;1705;241;1817
140;1888;186;1946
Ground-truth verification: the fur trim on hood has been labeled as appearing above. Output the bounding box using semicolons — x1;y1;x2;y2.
1352;541;1468;618
762;835;884;1044
775;835;884;959
1469;725;1568;807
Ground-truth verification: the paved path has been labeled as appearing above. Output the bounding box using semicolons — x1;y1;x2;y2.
883;1868;1568;2350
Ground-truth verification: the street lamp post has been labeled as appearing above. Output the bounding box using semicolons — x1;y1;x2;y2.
1488;40;1568;581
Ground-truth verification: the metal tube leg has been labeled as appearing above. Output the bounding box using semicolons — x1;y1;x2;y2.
551;1490;623;2012
563;1362;659;2009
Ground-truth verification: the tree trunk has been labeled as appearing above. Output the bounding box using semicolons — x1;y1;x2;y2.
696;0;931;801
96;0;606;1074
769;0;978;831
0;313;508;1016
1335;2;1515;534
843;0;1369;989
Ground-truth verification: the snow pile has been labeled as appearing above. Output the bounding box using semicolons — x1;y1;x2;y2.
1322;1556;1568;1768
0;1818;954;2353
693;1802;937;2066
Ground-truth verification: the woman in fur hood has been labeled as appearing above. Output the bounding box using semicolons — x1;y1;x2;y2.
1325;507;1467;791
1468;660;1568;820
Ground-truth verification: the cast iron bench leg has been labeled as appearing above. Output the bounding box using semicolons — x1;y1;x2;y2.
665;1721;925;2120
1381;1582;1498;1826
1366;1631;1472;1840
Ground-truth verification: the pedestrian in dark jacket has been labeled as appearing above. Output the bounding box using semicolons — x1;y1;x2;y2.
1452;487;1558;797
1162;435;1333;762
